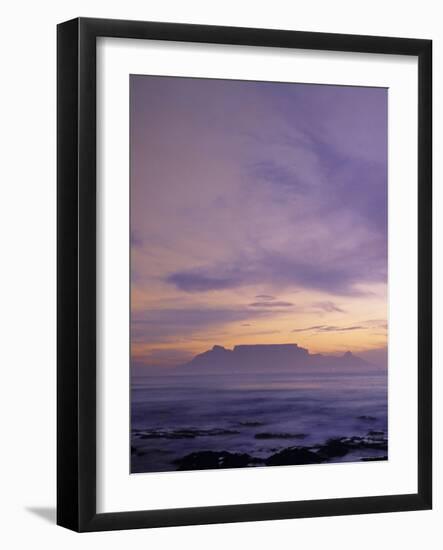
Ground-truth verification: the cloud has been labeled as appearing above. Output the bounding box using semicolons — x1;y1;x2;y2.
135;80;387;299
251;160;306;192
245;330;281;336
166;248;386;295
133;307;251;329
131;306;276;344
260;85;388;238
248;301;294;308
363;319;388;329
313;301;345;313
292;325;325;333
166;271;243;292
318;325;364;332
292;325;364;333
291;319;386;335
255;294;275;301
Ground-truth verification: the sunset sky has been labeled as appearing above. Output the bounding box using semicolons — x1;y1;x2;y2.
130;75;387;368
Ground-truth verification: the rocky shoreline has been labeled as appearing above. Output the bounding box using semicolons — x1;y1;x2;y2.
132;425;388;471
171;431;388;470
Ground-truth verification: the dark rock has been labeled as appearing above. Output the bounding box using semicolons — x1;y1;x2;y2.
173;451;257;470
265;447;324;466
325;435;388;452
317;438;350;458
361;456;388;462
318;433;388;459
254;432;307;440
356;435;388;450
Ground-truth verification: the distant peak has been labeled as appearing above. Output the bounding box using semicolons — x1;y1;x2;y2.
212;345;227;352
343;351;353;357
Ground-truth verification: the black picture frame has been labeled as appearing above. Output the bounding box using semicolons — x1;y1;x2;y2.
57;17;432;532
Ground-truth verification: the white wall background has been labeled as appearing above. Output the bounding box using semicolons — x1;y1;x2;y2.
0;0;440;547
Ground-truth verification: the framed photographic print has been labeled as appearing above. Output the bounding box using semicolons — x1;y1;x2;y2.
57;17;432;531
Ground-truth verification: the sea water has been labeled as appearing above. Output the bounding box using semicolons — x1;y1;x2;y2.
131;369;388;473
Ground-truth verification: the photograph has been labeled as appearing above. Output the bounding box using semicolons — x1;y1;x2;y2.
0;1;435;542
130;75;389;474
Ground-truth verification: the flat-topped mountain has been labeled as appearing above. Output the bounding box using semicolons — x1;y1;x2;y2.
182;343;373;373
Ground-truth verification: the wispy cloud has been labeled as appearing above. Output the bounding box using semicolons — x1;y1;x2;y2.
248;301;294;308
131;306;277;344
251;160;306;193
166;248;386;295
363;319;388;329
292;325;364;333
166;271;243;292
313;301;345;313
292;325;325;333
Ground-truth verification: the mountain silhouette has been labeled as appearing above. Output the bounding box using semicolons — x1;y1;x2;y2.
181;343;374;373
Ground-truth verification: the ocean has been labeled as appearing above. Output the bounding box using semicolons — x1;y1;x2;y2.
131;369;388;473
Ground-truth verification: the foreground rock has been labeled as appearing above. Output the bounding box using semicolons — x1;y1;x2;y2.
317;439;350;458
265;447;324;466
173;451;261;470
340;433;388;450
318;432;388;459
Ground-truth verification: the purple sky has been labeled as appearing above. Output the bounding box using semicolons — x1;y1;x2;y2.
130;75;387;367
